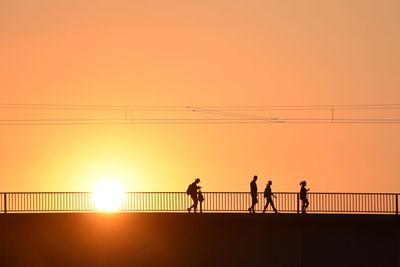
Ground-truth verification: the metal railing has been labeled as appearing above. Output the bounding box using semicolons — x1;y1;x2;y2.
0;192;398;214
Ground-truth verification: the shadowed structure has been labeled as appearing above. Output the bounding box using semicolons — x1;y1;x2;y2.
1;213;399;267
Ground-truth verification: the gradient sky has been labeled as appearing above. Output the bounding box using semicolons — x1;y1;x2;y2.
0;0;399;193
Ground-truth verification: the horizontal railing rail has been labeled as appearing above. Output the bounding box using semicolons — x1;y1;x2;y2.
0;192;398;214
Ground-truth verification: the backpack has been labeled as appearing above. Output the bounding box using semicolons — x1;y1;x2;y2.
186;183;196;195
198;191;204;202
264;185;271;198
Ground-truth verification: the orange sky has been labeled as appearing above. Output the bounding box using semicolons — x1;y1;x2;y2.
0;1;399;193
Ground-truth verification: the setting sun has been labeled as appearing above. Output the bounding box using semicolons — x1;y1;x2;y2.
92;178;126;212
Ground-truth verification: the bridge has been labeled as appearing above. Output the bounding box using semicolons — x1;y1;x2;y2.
1;192;399;267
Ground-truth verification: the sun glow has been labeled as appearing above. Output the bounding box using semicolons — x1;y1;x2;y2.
92;178;125;212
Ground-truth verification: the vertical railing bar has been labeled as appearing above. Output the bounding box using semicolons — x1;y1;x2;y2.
215;192;217;212
4;193;6;214
141;192;144;211
230;192;232;212
353;194;360;212
333;193;335;212
329;193;332;213
362;194;368;212
333;194;339;212
214;194;219;211
365;194;367;213
237;192;239;212
367;194;370;213
365;194;379;213
355;194;358;213
386;194;389;213
348;193;351;212
143;192;149;211
168;192;170;211
149;193;152;211
217;192;219;212
377;194;380;213
167;192;169;212
219;193;221;212
138;192;141;211
318;194;325;214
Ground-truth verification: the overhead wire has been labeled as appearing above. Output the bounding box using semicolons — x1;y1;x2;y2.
0;103;399;125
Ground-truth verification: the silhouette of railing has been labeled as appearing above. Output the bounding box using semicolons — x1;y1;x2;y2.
0;192;398;214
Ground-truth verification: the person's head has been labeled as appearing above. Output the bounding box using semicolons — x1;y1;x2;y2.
300;180;306;186
253;175;258;181
195;178;200;184
268;180;272;186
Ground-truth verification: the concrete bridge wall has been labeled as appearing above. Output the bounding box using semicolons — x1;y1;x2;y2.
1;213;399;267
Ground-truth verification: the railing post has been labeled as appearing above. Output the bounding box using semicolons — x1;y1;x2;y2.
297;193;300;214
396;193;398;215
4;193;6;214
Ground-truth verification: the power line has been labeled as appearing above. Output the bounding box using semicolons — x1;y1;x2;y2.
0;103;399;125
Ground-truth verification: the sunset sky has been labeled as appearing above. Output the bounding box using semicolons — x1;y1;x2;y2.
0;0;399;193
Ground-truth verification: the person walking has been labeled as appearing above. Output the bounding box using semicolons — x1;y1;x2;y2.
187;178;201;213
299;180;310;214
263;180;278;214
248;175;258;213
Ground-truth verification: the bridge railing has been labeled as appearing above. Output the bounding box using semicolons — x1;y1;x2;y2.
307;193;398;214
0;192;398;214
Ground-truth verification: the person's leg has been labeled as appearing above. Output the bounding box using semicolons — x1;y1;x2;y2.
263;198;270;213
248;195;253;212
252;196;257;213
193;199;198;213
304;199;309;211
271;200;277;213
250;196;256;213
188;196;196;213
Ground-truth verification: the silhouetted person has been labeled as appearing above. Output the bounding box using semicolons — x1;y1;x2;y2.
187;178;201;213
198;188;204;213
248;175;258;213
300;180;310;214
263;180;278;213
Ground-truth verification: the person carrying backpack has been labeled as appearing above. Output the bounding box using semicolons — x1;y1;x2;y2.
187;178;201;213
263;180;278;214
